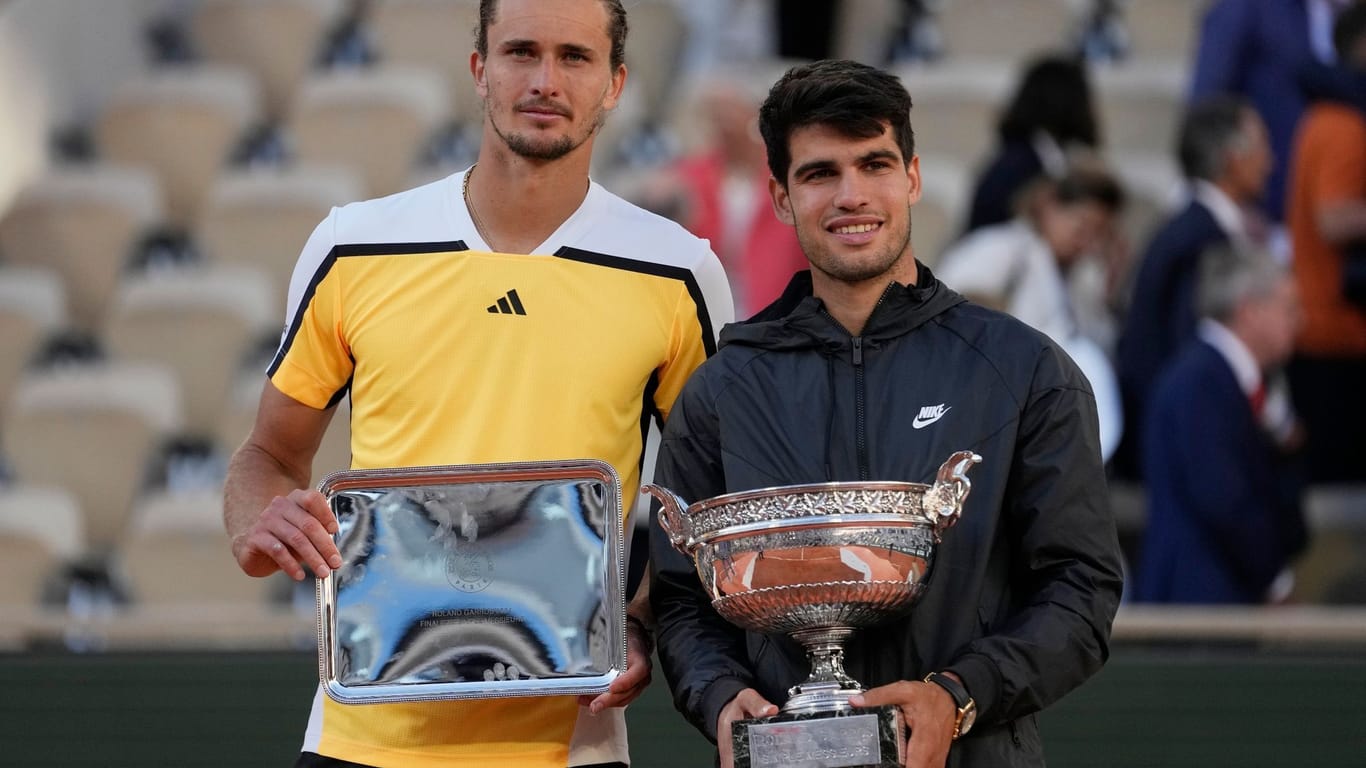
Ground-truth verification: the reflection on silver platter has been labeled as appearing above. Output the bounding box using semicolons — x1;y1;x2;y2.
316;460;626;704
644;451;980;714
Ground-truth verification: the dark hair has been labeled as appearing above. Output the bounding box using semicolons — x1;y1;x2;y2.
758;59;914;184
1053;163;1125;213
1334;1;1366;64
1177;95;1251;181
997;54;1099;147
475;0;628;71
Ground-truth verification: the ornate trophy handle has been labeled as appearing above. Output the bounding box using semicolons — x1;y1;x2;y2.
640;483;694;555
922;451;982;534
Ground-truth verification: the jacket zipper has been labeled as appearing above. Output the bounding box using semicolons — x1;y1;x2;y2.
823;285;891;480
852;336;869;480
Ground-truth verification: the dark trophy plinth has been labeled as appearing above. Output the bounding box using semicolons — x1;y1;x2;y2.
732;707;903;768
643;451;981;768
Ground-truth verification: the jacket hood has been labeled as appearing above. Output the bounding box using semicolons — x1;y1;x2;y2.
718;261;967;353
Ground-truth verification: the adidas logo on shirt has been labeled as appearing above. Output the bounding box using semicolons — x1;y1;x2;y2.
487;289;527;316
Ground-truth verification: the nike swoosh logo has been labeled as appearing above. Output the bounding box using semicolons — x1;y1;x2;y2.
912;408;950;429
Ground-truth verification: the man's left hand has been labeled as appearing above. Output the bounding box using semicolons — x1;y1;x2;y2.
849;679;958;768
580;619;653;713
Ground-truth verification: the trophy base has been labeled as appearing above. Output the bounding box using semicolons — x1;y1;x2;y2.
732;705;904;768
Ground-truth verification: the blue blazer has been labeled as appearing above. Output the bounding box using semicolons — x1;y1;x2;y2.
1116;200;1227;476
1134;340;1306;604
1190;0;1315;220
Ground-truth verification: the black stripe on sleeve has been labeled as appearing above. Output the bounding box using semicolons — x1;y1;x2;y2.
325;375;353;410
638;369;662;475
553;247;717;356
268;240;468;377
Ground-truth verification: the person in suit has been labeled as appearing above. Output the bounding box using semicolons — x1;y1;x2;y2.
1114;95;1272;479
1134;243;1307;604
1190;0;1353;222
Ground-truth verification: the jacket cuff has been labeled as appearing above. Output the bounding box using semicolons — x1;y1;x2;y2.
698;675;754;744
944;653;1002;724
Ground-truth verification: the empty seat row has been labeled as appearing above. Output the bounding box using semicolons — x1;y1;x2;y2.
0;363;351;602
0;484;285;610
0;164;362;332
95;64;450;225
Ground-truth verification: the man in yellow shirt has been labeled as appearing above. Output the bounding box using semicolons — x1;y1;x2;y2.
222;1;732;765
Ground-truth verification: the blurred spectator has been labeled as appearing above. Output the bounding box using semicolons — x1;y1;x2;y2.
1115;96;1272;480
963;54;1101;234
1285;2;1366;484
1190;0;1353;224
937;164;1127;460
642;80;806;318
1134;244;1307;604
888;0;942;63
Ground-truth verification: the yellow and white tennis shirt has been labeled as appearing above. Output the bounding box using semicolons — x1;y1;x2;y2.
270;169;732;768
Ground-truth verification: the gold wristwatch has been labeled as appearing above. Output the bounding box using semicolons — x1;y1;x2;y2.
924;672;976;740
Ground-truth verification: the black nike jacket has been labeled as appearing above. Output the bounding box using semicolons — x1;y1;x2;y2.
648;266;1124;767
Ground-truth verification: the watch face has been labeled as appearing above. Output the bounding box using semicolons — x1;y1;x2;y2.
959;702;977;735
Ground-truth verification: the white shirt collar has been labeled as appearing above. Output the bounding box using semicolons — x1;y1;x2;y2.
1197;318;1261;396
1309;0;1346;65
1191;180;1246;240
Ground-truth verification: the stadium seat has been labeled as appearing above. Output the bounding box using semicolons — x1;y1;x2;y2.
95;67;260;227
289;67;449;198
0;165;161;330
1093;61;1186;156
1122;0;1202;66
0;486;84;608
196;166;364;310
104;266;276;441
0;267;67;409
3;363;181;557
191;0;346;119
118;488;286;606
367;0;481;134
936;0;1077;62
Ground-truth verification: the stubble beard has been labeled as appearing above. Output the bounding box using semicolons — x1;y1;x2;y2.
801;207;914;284
488;99;608;162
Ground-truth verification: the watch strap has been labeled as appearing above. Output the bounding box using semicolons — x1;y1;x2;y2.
924;672;974;739
923;672;970;709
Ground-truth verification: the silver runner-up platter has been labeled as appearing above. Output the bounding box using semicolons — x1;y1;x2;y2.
643;450;981;768
316;460;627;704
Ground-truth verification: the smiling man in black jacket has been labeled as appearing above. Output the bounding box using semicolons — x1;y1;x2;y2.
648;59;1124;768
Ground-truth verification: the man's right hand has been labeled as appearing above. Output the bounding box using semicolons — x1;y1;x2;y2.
717;688;778;768
230;488;341;580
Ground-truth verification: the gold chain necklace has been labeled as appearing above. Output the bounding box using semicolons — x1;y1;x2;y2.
462;164;494;247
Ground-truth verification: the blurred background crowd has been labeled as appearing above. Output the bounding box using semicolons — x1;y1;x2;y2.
0;2;1364;762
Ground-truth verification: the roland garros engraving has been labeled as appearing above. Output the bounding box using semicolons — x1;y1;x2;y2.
446;544;494;592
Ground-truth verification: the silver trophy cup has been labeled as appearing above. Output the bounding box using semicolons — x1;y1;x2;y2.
643;450;981;768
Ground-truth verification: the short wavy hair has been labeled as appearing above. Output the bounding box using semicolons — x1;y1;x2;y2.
759;60;915;185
